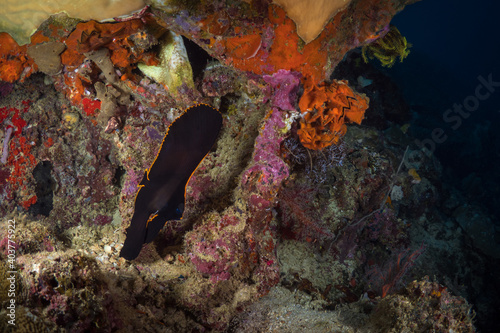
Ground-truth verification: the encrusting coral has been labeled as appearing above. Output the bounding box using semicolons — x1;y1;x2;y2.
362;25;412;67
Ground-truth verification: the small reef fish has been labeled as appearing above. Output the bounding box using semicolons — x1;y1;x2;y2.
120;104;223;260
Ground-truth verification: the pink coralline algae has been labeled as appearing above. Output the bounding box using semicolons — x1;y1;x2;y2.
242;109;290;206
186;210;240;283
263;69;301;111
0;236;19;256
181;106;291;328
235;108;291;282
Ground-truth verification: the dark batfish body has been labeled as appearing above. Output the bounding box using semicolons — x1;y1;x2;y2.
120;104;222;260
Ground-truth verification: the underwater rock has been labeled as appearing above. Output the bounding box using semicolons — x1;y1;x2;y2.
454;204;500;259
175;106;291;330
366;278;475;332
201;63;239;97
232;278;475;332
148;0;415;84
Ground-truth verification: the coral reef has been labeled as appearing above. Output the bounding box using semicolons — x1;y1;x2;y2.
0;13;164;127
0;0;486;332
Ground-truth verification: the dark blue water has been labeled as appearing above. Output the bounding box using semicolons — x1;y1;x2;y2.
388;1;500;331
390;0;500;215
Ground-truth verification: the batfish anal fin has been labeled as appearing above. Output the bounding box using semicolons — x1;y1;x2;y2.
119;210;150;260
144;184;185;244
